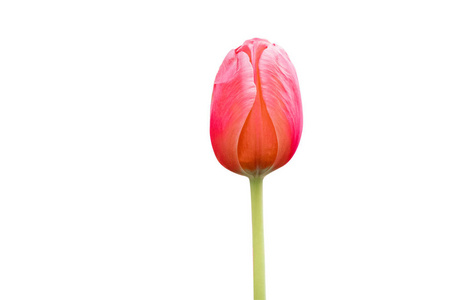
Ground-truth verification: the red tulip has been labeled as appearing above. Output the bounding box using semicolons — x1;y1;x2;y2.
210;38;303;177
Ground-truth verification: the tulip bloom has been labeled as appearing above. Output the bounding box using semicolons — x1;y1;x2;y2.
210;38;303;178
210;38;303;300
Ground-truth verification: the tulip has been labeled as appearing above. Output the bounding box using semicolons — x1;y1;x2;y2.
210;38;303;178
210;38;303;300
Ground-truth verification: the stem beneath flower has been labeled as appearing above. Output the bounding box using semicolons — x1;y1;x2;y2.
250;177;266;300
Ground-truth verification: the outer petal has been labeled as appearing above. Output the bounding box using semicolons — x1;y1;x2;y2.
259;44;303;172
210;49;256;175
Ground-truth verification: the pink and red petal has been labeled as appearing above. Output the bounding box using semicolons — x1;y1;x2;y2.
236;39;278;176
210;50;256;175
258;44;303;172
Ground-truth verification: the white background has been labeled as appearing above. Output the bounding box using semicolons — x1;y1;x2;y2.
1;0;448;299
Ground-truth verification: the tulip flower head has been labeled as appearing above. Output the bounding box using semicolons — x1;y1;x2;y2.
210;38;303;178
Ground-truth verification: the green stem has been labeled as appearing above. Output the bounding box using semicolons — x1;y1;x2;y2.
250;177;266;300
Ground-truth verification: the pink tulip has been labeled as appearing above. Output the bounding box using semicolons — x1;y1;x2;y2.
210;38;303;178
210;38;303;300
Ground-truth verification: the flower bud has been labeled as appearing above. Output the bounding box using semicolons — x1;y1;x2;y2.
210;38;303;177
